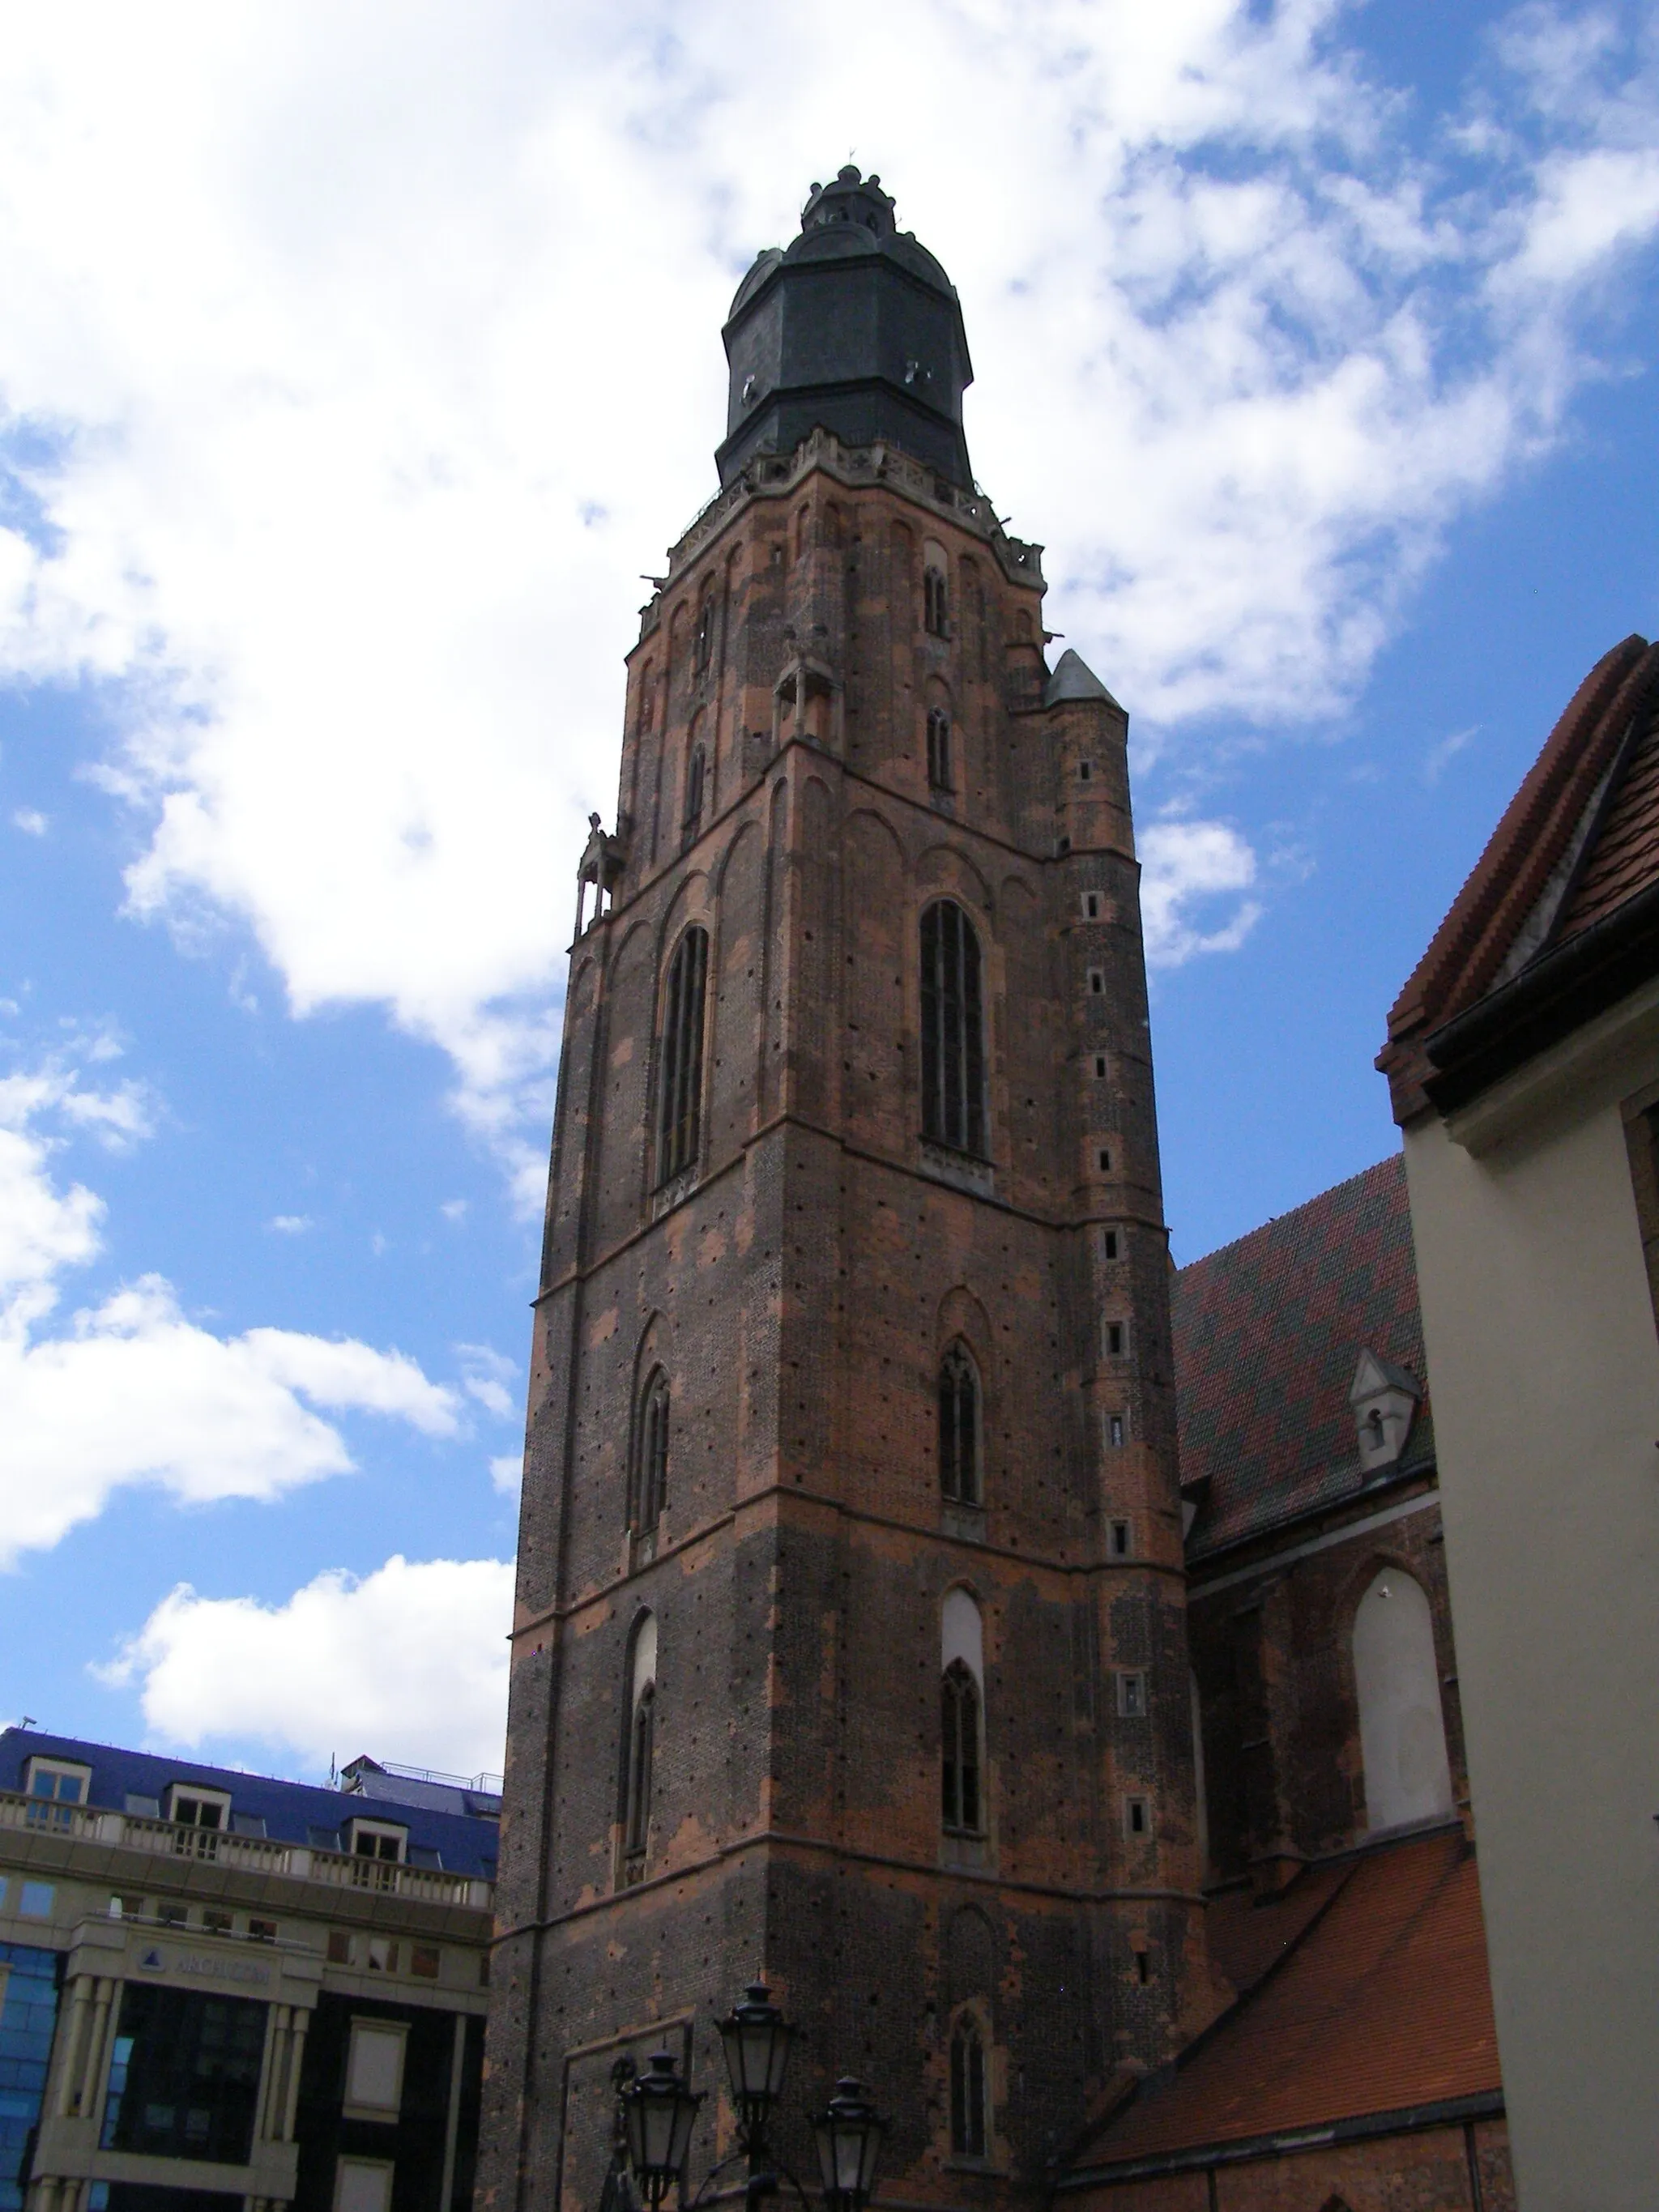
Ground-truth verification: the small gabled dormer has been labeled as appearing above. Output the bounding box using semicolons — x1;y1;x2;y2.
1350;1349;1422;1473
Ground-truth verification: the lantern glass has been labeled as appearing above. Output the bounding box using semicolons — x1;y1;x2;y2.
719;1984;795;2123
812;2078;883;2212
622;2050;702;2206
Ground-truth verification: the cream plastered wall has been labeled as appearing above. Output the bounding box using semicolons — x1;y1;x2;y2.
1402;981;1659;2212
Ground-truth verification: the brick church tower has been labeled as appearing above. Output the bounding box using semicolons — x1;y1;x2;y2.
482;168;1205;2212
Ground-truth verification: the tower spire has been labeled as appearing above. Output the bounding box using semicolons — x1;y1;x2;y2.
717;164;975;489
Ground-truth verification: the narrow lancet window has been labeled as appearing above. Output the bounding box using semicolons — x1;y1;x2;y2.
941;1660;983;1834
927;708;953;791
920;901;986;1157
939;1345;981;1505
658;927;709;1182
620;1614;658;1887
949;2018;987;2157
632;1370;669;1532
682;742;706;846
924;565;949;638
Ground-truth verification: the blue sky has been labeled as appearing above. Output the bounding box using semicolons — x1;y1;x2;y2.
2;0;1658;1779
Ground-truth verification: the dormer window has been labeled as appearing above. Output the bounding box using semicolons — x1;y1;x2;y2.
168;1786;231;1831
1349;1349;1422;1473
24;1759;91;1830
348;1818;408;1866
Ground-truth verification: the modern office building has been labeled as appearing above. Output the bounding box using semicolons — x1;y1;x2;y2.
0;1729;496;2212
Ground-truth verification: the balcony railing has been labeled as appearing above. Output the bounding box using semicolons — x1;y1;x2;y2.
0;1788;491;1907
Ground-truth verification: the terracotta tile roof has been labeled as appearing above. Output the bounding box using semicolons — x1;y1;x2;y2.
1175;1155;1429;1564
1556;705;1659;940
1073;1829;1500;2172
1380;633;1659;1120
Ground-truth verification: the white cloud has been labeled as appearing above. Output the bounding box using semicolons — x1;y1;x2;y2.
267;1213;313;1234
101;1554;514;1779
0;1053;463;1563
1141;818;1262;965
11;808;46;836
490;1452;523;1498
0;0;1656;1159
458;1342;518;1421
1425;723;1482;786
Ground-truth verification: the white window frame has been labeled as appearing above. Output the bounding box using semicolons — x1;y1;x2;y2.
334;2157;396;2212
347;1818;408;1865
23;1758;91;1806
343;2018;409;2120
167;1784;232;1831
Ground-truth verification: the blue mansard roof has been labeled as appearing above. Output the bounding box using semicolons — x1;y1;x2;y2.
0;1728;498;1880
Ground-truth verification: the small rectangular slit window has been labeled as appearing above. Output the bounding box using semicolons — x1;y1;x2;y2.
1107;1414;1126;1447
1124;1796;1151;1839
1082;892;1100;920
1102;1230;1119;1260
1116;1671;1147;1718
1109;1516;1132;1555
1098;1149;1112;1173
1093;1055;1107;1079
1133;1949;1150;1985
1087;969;1105;994
1078;761;1094;782
1105;1320;1126;1357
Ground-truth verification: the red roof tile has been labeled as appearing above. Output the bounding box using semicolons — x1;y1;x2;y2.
1074;1830;1500;2169
1556;705;1659;940
1175;1156;1427;1562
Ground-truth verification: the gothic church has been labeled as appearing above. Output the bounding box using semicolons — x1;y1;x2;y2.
484;167;1278;2212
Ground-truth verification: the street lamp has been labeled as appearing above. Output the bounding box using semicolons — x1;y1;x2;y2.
613;1995;884;2212
717;1984;798;2153
812;2078;885;2212
621;2050;704;2210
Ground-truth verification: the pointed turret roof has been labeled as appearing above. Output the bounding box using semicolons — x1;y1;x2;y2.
1044;648;1124;710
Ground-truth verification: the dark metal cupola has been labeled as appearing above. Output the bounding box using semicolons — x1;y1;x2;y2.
716;165;975;489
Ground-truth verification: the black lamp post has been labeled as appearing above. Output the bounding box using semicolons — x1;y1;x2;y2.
812;2078;885;2212
614;1993;883;2212
621;2051;704;2210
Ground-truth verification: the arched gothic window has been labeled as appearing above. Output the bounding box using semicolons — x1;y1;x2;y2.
620;1614;657;1886
924;564;949;638
693;590;715;674
658;927;709;1183
1352;1567;1453;1832
920;901;986;1157
632;1370;669;1533
938;1344;981;1506
949;2016;987;2159
941;1661;983;1834
681;742;706;846
927;708;953;791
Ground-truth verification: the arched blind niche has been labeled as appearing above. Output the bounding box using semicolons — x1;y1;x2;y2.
1352;1568;1453;1832
920;901;986;1157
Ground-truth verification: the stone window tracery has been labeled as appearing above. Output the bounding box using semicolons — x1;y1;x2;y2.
924;564;950;638
631;1369;670;1536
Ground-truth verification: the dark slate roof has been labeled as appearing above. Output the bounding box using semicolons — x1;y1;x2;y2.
1044;649;1124;711
0;1729;497;1878
1068;1828;1500;2176
1175;1154;1432;1565
340;1755;501;1822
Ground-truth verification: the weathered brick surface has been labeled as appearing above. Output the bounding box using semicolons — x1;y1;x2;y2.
1188;1499;1467;1881
480;437;1202;2212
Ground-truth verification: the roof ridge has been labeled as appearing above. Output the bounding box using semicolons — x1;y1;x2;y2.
1175;1153;1403;1277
